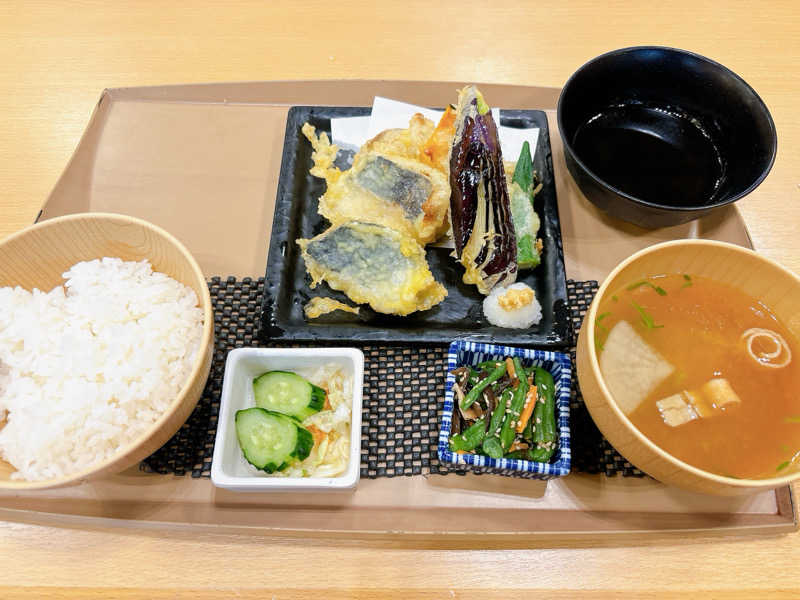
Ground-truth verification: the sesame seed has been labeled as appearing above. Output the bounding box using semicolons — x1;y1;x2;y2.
536;417;541;424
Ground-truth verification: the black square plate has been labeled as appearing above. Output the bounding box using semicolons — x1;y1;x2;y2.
259;106;570;347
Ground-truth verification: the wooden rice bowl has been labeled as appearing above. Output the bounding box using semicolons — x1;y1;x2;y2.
577;239;800;495
0;213;213;489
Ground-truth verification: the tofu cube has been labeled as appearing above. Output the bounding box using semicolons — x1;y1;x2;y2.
700;378;741;410
685;389;715;418
656;393;698;427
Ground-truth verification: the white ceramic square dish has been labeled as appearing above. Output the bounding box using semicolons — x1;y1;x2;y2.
211;347;364;491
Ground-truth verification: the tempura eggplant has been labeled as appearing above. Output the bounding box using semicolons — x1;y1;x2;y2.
448;85;517;294
302;120;451;245
297;221;447;316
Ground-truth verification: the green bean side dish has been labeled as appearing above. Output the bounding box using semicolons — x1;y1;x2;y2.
449;357;557;462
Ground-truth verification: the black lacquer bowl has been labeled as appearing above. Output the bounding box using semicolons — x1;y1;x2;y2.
558;46;777;228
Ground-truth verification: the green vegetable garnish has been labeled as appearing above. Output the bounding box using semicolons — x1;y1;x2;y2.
498;357;529;451
509;141;541;270
632;301;664;330
475;91;490;115
531;367;556;449
512;141;534;190
449;418;487;452
777;461;790;472
611;295;619;302
595;320;609;335
482;388;512;459
627;280;667;296
461;362;506;410
682;274;693;288
594;312;610;352
784;417;800;424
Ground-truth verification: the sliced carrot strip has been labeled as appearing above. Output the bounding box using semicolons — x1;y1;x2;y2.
516;385;538;433
307;424;326;446
505;357;518;387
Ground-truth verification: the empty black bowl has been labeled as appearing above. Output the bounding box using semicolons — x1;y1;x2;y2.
558;46;777;228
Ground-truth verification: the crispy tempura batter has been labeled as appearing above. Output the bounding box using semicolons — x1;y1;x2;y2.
297;221;447;316
362;113;434;160
302;119;451;245
302;123;341;181
304;297;360;319
420;105;457;175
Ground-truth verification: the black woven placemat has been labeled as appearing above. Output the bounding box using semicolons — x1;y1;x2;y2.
141;277;644;478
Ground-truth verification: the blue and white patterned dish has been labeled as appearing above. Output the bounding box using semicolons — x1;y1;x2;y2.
438;340;572;480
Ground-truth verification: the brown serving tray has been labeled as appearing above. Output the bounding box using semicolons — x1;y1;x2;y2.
1;80;792;541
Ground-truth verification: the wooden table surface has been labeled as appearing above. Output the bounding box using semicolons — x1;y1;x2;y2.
2;1;800;597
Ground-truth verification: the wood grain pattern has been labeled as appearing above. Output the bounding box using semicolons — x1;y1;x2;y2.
0;213;214;489
0;0;799;595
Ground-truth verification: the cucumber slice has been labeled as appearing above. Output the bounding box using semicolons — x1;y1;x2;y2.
253;371;326;421
235;407;313;473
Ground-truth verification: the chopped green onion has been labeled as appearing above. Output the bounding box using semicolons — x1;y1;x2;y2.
594;313;611;352
595;319;609;335
632;301;663;330
627;280;667;296
777;461;790;472
682;274;693;288
611;295;619;302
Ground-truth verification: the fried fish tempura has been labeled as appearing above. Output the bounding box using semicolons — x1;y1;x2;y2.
297;221;447;316
302;120;451;245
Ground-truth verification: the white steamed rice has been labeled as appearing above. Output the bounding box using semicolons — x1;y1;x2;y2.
0;258;204;481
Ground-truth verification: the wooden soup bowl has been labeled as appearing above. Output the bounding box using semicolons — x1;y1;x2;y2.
577;239;800;495
0;213;213;489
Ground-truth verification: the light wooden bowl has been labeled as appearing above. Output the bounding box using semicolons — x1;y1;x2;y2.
0;213;214;489
576;239;800;496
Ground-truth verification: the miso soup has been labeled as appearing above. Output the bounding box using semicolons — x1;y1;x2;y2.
595;273;800;479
